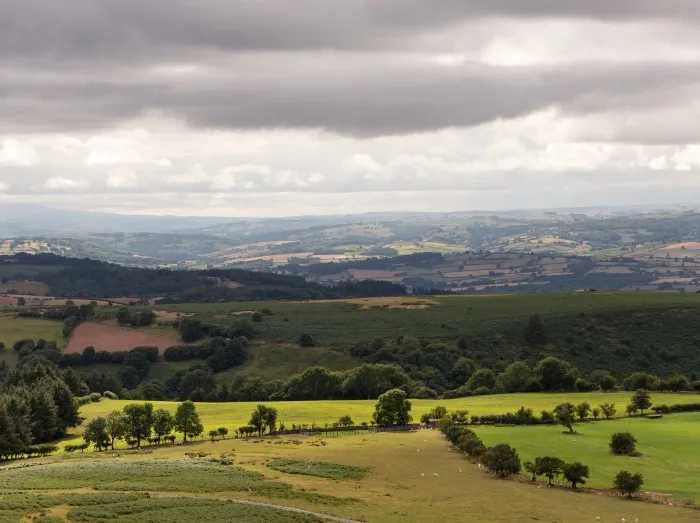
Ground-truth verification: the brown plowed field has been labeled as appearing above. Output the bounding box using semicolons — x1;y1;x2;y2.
65;322;180;354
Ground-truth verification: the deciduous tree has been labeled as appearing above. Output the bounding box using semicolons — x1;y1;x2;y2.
373;389;412;426
123;403;154;448
562;462;589;488
482;444;521;477
535;456;564;486
631;389;651;414
174;401;202;443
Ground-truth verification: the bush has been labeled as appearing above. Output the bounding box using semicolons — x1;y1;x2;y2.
610;432;638;456
613;470;644;497
562;462;590;488
482;444;521;477
299;333;314;347
652;402;700;414
411;386;438;399
103;391;119;400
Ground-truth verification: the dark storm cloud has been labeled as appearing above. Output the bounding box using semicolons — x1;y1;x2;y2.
3;0;700;63
1;57;698;137
1;1;700;137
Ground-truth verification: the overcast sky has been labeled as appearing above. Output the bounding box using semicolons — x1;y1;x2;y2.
2;1;700;217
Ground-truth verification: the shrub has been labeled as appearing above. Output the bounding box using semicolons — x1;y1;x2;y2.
420;405;448;424
610;432;638;456
471;386;492;396
562;462;589;488
535;456;564;486
652;402;700;414
411;386;438;399
600;402;616;419
103;391;119;400
600;374;617;391
299;333;314;347
613;470;644;497
482;444;521;477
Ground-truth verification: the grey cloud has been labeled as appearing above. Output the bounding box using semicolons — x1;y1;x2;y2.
2;1;700;139
3;0;700;65
1;58;699;137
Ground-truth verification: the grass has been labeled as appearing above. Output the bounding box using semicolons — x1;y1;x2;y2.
7;424;700;522
66;392;698;447
216;343;360;382
0;459;344;504
0;490;324;522
0;317;65;355
73;343;359;385
267;458;370;480
476;412;700;501
68;497;324;522
158;293;700;376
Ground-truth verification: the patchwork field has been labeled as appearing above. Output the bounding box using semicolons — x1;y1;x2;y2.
6;424;699;522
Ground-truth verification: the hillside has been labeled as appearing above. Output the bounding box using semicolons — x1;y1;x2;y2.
0;253;404;302
162;293;700;379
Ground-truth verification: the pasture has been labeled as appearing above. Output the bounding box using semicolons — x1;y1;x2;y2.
68;392;697;446
0;317;64;349
7;430;699;522
477;413;700;501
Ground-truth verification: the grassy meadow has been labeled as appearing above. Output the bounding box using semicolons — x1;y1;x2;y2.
0;317;65;361
69;392;697;445
478;413;700;501
5;429;699;522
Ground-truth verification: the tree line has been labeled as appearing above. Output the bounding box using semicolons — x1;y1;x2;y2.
0;362;79;460
3;253;425;303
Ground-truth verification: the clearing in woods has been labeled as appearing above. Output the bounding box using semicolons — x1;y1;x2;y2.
64;322;180;353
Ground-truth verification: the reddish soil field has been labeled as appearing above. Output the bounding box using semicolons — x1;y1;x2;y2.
65;322;180;354
0;296;18;306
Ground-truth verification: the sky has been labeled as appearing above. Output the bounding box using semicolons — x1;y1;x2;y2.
2;0;700;217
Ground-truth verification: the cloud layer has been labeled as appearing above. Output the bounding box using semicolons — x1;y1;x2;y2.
1;1;700;215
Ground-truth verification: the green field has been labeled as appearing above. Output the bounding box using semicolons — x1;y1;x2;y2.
69;392;696;446
216;343;360;381
159;293;700;376
0;317;64;363
9;428;699;522
478;413;700;501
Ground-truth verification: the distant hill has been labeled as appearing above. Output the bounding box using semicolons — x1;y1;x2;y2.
0;253;410;302
285;250;700;294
